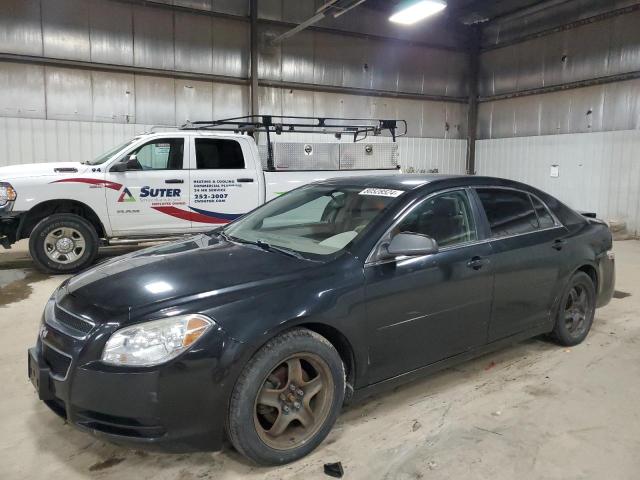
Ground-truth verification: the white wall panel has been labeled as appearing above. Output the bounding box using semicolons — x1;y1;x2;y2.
0;117;152;166
88;0;134;65
0;0;43;56
42;0;91;61
0;116;466;176
476;130;640;235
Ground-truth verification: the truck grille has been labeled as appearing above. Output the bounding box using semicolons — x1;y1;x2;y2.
42;343;72;379
51;305;94;337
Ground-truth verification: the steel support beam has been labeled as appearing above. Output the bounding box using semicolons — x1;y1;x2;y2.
465;27;480;175
0;53;250;85
250;0;259;117
482;2;640;51
259;79;467;103
478;70;640;103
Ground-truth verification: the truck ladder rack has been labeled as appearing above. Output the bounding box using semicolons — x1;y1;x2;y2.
180;115;407;171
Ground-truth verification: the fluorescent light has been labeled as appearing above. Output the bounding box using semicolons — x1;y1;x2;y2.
389;0;447;25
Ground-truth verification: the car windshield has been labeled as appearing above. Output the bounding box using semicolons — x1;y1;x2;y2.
223;184;401;259
85;138;138;165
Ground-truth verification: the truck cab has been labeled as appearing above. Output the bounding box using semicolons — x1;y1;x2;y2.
0;116;404;273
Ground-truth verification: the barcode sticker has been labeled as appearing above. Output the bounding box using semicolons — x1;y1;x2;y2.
359;188;404;198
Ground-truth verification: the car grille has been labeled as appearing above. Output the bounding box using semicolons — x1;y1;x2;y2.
42;343;72;379
51;305;94;338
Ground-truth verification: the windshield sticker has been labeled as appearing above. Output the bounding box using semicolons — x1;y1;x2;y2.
359;188;404;198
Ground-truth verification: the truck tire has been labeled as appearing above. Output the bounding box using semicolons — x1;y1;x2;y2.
29;213;99;274
227;328;345;465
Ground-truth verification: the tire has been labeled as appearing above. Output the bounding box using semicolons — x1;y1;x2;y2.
29;213;99;274
228;328;345;466
551;271;596;346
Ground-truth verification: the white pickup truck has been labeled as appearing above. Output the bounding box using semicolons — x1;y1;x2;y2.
0;116;403;273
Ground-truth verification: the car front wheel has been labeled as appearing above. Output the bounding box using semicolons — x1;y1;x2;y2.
227;328;345;465
551;271;596;346
29;213;99;274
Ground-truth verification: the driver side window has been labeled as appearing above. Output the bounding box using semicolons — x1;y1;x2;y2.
128;138;184;170
396;190;478;247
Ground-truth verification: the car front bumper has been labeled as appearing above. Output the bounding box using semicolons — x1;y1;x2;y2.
28;312;246;452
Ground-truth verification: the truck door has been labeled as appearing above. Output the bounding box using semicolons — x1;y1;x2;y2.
105;137;191;235
188;136;260;231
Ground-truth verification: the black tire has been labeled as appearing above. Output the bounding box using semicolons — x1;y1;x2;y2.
551;271;596;346
29;213;99;274
227;328;345;466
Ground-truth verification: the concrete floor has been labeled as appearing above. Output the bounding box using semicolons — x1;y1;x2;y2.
1;239;639;479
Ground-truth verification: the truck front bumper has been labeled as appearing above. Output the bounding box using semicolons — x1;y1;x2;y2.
0;211;23;248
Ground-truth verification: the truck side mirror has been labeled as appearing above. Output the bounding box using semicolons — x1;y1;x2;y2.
110;154;141;172
380;232;438;260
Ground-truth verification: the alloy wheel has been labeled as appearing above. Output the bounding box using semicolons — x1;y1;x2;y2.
564;285;592;338
254;353;334;450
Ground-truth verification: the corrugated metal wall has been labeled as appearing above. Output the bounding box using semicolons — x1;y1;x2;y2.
0;0;469;170
0;116;467;174
474;3;640;235
478;8;640;139
476;130;640;235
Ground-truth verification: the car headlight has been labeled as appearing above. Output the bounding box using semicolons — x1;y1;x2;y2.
101;314;214;367
0;182;17;206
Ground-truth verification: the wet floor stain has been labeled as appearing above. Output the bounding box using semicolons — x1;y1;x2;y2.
0;269;50;307
88;457;126;472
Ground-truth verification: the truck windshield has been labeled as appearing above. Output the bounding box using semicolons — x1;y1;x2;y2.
85;138;138;165
224;184;400;259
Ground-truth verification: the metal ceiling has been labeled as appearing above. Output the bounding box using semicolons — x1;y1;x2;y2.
363;0;560;25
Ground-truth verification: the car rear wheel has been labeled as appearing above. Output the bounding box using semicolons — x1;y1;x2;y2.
29;213;99;274
551;271;596;346
227;328;345;465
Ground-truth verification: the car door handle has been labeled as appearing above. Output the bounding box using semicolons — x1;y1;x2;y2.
165;179;184;184
552;239;567;250
467;256;489;270
237;178;254;183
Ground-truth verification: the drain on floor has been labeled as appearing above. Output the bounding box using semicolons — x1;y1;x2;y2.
613;290;631;299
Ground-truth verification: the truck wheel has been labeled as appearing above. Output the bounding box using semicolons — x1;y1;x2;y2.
29;213;99;274
550;271;596;346
227;328;345;465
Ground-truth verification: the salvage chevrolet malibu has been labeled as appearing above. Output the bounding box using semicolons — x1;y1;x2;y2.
29;174;615;465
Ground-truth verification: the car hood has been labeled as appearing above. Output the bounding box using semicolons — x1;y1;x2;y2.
0;162;90;180
63;234;317;317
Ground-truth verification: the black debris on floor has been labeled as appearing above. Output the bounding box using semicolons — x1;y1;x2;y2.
324;461;344;478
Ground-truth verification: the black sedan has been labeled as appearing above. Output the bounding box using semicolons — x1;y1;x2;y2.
28;175;615;465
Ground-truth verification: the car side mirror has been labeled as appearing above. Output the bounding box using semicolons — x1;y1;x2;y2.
381;232;438;259
111;154;140;172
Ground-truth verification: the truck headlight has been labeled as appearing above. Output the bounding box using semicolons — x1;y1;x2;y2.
102;314;214;366
0;182;17;206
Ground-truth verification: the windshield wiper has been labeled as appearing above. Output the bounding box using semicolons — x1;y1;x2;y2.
229;238;300;260
254;239;306;259
215;232;305;259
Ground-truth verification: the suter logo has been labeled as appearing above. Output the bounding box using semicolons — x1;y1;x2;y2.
117;187;136;203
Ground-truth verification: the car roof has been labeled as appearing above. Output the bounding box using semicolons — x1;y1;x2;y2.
319;174;537;192
320;173;468;190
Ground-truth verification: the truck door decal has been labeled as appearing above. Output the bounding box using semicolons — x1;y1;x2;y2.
50;178;123;191
151;206;241;224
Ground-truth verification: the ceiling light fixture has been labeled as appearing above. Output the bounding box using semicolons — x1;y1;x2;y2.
389;0;447;25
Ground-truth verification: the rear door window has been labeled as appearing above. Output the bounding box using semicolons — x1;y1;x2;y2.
195;138;245;169
531;196;556;228
476;188;539;238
